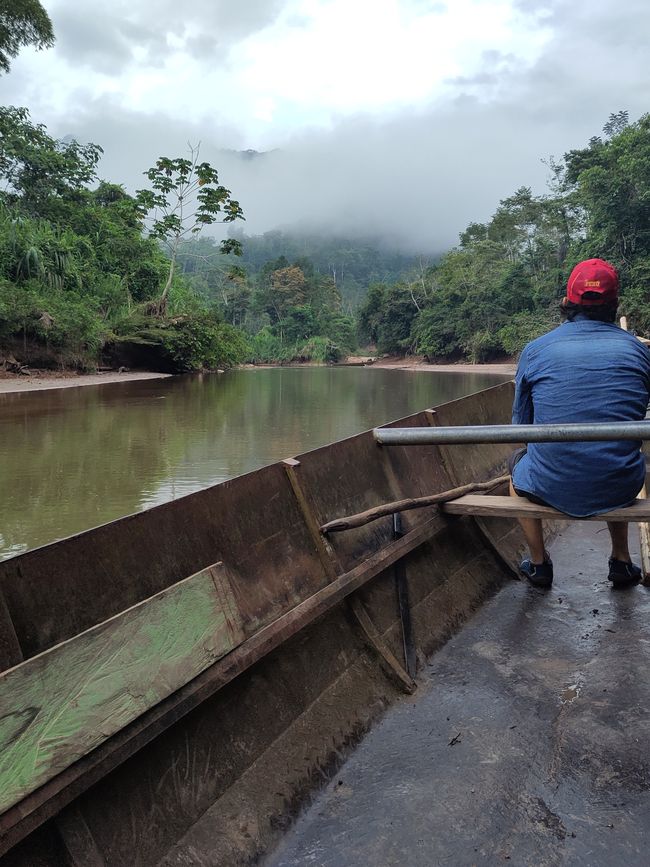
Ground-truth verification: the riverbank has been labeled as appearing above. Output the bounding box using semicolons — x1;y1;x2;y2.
0;370;172;394
365;357;517;375
0;358;515;395
243;356;517;375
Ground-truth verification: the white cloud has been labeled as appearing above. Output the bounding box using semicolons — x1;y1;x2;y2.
6;0;553;143
1;0;649;252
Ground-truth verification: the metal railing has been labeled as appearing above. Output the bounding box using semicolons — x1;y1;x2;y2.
374;422;650;446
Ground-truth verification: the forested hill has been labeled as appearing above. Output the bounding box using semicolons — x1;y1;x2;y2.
1;5;649;375
175;110;650;365
177;231;429;312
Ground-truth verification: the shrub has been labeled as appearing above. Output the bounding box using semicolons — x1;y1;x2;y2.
247;327;294;363
462;329;501;363
497;311;554;355
296;336;344;363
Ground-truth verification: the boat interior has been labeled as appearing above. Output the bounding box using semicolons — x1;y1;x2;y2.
0;379;648;866
265;520;649;867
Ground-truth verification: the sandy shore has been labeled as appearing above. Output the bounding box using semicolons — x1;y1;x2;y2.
0;370;172;394
346;356;517;376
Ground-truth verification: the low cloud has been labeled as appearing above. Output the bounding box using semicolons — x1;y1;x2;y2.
4;0;650;254
50;0;285;66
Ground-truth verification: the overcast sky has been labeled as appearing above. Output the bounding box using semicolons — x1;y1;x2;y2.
2;0;649;251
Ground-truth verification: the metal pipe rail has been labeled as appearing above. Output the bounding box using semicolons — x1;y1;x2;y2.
374;422;650;446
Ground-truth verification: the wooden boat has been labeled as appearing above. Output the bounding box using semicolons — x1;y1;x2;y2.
1;379;649;866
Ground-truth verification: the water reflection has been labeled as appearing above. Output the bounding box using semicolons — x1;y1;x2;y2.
0;368;510;558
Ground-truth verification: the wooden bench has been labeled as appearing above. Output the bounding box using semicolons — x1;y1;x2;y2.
441;495;650;522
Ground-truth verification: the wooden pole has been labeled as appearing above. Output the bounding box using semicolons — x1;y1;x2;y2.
620;316;650;584
320;474;510;534
638;484;650;586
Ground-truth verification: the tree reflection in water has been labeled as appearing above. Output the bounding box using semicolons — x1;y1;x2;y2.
0;368;510;558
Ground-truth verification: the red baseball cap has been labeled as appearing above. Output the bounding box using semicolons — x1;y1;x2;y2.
566;258;619;305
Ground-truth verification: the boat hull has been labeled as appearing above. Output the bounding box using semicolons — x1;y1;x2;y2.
0;381;523;865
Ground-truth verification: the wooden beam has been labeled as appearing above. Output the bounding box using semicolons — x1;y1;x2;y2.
620;318;650;581
282;459;338;580
637;484;650;586
349;597;416;694
0;563;244;816
442;495;650;522
0;518;439;855
639;521;650;586
283;459;417;692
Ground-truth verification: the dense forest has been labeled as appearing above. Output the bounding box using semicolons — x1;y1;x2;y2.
175;109;650;365
355;110;650;362
1;103;650;371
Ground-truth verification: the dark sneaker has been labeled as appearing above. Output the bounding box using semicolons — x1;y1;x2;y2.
519;557;554;589
607;558;642;588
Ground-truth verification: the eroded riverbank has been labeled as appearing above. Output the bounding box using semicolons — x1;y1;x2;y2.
364;357;516;375
0;360;516;394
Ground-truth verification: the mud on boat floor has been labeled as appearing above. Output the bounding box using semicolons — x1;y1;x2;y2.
265;523;650;867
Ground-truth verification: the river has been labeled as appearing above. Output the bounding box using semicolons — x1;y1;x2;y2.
0;367;510;560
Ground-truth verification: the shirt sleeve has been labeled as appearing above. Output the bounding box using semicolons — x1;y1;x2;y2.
512;345;533;425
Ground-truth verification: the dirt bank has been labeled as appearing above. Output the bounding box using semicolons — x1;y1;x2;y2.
0;370;172;394
347;356;517;376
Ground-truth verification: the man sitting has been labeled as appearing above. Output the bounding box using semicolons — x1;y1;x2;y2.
510;258;650;589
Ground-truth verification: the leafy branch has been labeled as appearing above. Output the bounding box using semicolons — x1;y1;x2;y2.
136;144;244;315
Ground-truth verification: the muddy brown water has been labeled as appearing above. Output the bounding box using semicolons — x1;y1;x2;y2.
0;367;510;560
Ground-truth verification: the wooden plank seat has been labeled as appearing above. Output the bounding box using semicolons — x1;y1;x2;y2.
441;494;650;522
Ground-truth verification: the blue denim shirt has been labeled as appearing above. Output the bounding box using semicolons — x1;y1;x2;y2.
511;317;650;516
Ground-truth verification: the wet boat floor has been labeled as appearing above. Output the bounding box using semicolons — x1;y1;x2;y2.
266;523;650;867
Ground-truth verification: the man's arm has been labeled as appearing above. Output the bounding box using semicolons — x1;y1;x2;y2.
512;346;533;425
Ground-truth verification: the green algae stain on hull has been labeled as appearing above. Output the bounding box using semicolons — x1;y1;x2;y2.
0;563;244;815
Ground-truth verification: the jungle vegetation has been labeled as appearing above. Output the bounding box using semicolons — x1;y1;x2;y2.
1;102;649;371
356;110;650;362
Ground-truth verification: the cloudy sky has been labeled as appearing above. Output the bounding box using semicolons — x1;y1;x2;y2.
3;0;649;251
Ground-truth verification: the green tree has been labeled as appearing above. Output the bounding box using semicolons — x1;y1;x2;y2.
0;0;54;73
357;282;386;345
0;106;102;220
565;114;650;274
136;145;244;315
253;264;307;339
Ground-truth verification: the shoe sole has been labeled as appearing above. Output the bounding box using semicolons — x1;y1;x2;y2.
608;574;640;588
519;567;553;589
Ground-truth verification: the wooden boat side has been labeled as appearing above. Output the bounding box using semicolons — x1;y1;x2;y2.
0;380;523;866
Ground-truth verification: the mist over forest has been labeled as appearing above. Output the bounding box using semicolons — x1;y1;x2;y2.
18;0;648;255
82;102;558;256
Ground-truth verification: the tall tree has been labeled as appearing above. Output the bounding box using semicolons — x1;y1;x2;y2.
0;0;54;73
136;145;244;316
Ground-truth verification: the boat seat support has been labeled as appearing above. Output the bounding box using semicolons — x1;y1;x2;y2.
282;459;416;694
